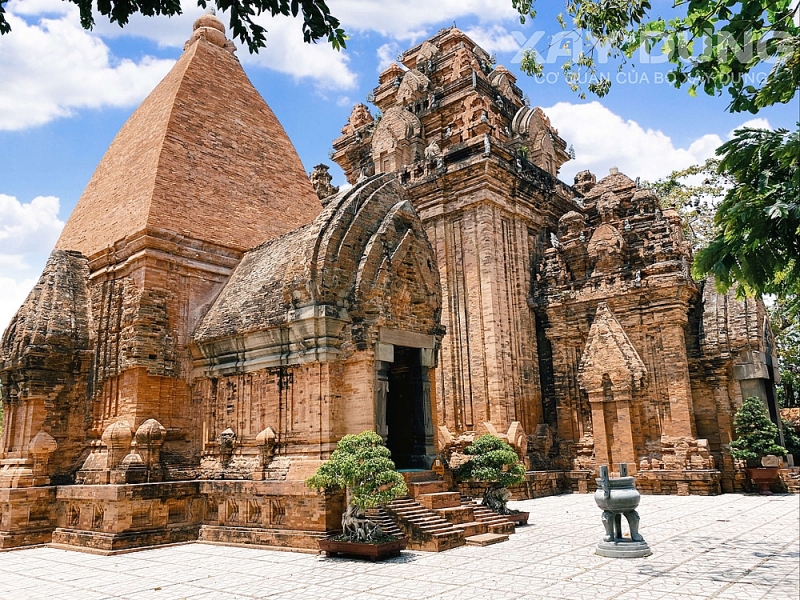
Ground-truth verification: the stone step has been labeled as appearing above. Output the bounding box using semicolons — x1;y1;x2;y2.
400;470;440;484
456;521;487;537
465;533;509;547
434;505;475;525
488;521;516;535
383;497;467;552
417;492;462;509
408;481;449;498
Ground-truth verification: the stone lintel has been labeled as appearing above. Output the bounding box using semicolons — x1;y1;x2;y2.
192;314;350;376
733;350;770;381
379;327;435;349
86;228;243;277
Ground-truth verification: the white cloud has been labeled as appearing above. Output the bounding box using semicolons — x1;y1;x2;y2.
543;102;724;183
376;42;401;72
330;0;518;41
0;5;174;130
86;2;356;90
3;0;525;110
240;14;356;89
0;194;64;254
462;25;519;55
0;193;64;333
729;118;772;137
0;276;37;334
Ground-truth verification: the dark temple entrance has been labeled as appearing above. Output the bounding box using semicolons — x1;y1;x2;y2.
385;346;434;469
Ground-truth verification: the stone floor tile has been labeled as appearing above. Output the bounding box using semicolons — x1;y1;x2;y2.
0;494;797;600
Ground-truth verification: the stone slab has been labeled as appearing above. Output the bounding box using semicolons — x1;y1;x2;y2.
464;533;509;546
596;539;652;558
417;492;461;509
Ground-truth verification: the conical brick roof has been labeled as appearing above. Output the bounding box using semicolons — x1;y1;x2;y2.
56;13;321;256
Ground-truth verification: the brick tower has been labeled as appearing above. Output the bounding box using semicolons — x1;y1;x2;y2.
0;11;320;549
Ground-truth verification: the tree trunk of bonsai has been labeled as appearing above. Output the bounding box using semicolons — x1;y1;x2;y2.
482;485;512;514
341;488;383;542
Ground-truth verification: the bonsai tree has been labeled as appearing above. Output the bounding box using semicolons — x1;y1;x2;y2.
781;419;800;462
729;396;786;464
455;434;526;514
306;431;408;543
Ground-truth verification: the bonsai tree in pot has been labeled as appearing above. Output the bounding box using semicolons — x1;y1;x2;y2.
730;396;787;494
306;431;408;543
455;434;526;514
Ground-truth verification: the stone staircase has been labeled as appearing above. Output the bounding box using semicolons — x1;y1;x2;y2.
381;471;512;551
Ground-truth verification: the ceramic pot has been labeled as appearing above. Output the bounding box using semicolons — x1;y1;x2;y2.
745;467;780;495
594;476;641;513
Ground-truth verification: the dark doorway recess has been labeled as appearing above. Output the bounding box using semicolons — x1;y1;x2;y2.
386;346;430;469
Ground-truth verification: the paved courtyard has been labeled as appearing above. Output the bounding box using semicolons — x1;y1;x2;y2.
0;493;797;600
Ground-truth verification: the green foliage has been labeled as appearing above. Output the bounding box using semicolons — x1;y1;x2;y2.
455;434;526;489
692;125;800;311
512;1;799;112
0;0;346;54
782;419;800;458
770;296;800;408
646;158;727;249
729;396;787;460
306;431;407;511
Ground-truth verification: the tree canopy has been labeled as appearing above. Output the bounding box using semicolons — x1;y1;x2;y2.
769;296;800;407
729;395;787;460
0;0;346;54
692;125;800;309
513;1;800;113
646;158;727;250
455;434;526;490
306;431;407;511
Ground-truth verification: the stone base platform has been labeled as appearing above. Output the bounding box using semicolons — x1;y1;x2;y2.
198;525;323;551
636;470;722;495
596;539;652;558
0;486;57;550
51;525;200;554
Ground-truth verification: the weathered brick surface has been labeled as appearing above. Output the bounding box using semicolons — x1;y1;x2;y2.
0;22;788;558
56;20;320;257
334;28;781;497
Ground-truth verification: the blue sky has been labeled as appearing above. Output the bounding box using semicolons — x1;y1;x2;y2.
1;0;798;329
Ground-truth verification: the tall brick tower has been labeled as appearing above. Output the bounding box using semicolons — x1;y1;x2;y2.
332;28;577;439
1;11;320;548
53;10;321;459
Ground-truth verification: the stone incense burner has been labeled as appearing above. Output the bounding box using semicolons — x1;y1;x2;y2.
594;464;652;558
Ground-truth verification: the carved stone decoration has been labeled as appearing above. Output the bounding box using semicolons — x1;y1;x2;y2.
579;304;647;395
396;69;431;106
371;107;423;173
505;421;528;458
424;141;442;161
416;40;439;65
101;421;133;470
29;430;58;486
587;223;626;275
255;427;277;471
574;170;597;195
450;46;482;82
579;304;647;472
511;106;570;175
597;191;621;222
134;419;167;479
309;164;339;203
341;103;374;136
631;188;658;213
559;211;585;237
488;65;521;105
